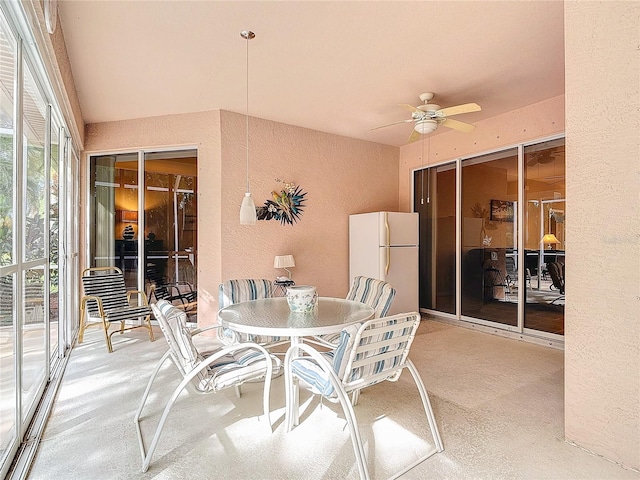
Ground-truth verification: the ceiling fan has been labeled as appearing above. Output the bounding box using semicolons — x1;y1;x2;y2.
372;92;481;143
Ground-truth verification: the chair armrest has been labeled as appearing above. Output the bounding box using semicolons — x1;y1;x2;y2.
189;324;222;337
81;295;105;317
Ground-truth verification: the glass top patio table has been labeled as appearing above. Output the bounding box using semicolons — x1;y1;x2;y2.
217;297;374;339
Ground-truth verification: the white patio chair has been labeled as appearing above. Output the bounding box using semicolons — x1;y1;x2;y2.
134;300;279;473
284;312;443;480
308;276;396;348
218;278;287;349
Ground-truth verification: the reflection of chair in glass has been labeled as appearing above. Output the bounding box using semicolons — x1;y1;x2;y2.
484;267;511;301
547;261;565;305
80;266;155;352
146;262;197;319
284;313;443;480
135;300;277;473
218;279;286;349
505;257;531;292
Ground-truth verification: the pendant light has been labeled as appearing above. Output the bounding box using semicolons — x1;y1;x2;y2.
239;30;257;225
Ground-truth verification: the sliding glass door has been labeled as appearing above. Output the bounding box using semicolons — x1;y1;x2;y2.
461;148;519;328
89;149;198;315
0;7;78;474
414;162;456;314
414;137;565;341
523;139;565;334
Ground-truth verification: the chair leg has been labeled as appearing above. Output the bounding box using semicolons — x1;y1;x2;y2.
406;360;444;453
78;301;87;344
145;314;155;342
134;350;172;468
103;318;113;353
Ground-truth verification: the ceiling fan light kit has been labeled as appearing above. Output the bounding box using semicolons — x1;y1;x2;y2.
414;119;438;135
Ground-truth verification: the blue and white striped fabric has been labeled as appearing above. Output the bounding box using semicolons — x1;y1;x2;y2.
153;300;280;392
218;279;282;346
346;276;396;318
313;276;396;346
292;313;420;397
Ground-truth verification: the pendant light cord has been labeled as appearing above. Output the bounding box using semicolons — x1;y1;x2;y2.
420;134;425;205
245;33;250;193
427;133;431;204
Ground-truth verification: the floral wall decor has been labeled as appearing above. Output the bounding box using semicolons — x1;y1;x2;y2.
257;179;307;225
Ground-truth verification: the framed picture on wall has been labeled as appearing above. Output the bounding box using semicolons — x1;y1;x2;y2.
490;199;514;222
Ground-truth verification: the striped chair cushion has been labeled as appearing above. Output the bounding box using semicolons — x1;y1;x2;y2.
292;313;419;397
218;279;281;345
346;276;396;318
311;276;396;346
153;300;280;392
82;270;151;321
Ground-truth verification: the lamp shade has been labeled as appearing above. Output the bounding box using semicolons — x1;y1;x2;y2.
274;255;295;269
239;192;257;225
541;233;560;246
121;210;138;223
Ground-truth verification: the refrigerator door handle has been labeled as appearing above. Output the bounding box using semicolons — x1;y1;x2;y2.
384;211;390;247
385;245;390;276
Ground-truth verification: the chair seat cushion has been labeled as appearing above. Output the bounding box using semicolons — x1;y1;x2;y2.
104;305;151;322
290;351;336;396
201;348;282;392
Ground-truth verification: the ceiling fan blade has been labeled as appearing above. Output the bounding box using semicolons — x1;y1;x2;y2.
407;129;422;143
398;103;422;113
371;119;414;131
438;102;481;117
441;118;476;132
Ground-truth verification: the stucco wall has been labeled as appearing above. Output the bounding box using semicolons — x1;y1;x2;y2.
564;2;639;470
83;110;398;325
219;110;398;300
83;110;223;322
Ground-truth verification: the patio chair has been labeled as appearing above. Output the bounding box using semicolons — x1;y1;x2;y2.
146;262;197;314
135;300;279;473
547;261;565;305
308;276;396;347
218;278;287;349
284;312;443;480
79;266;154;352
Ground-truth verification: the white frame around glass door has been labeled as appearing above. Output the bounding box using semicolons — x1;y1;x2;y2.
85;148;198;314
412;134;565;347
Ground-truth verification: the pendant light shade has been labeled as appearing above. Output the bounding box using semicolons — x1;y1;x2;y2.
239;30;257;225
240;192;257;225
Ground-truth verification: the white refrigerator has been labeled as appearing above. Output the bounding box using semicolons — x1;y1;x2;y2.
349;211;419;315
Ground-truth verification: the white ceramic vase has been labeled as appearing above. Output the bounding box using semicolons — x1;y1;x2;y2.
286;285;317;313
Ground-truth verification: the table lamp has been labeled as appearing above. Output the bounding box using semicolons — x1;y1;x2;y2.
274;255;295;280
541;233;560;250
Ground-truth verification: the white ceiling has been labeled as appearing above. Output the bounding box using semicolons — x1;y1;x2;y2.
57;1;564;147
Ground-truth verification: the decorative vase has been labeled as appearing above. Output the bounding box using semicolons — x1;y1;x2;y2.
122;225;135;240
286;285;317;313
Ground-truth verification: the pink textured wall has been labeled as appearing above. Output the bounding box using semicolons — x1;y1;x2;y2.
83;110;398;324
83;111;223;322
219;110;398;299
398;95;564;210
565;2;639;470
